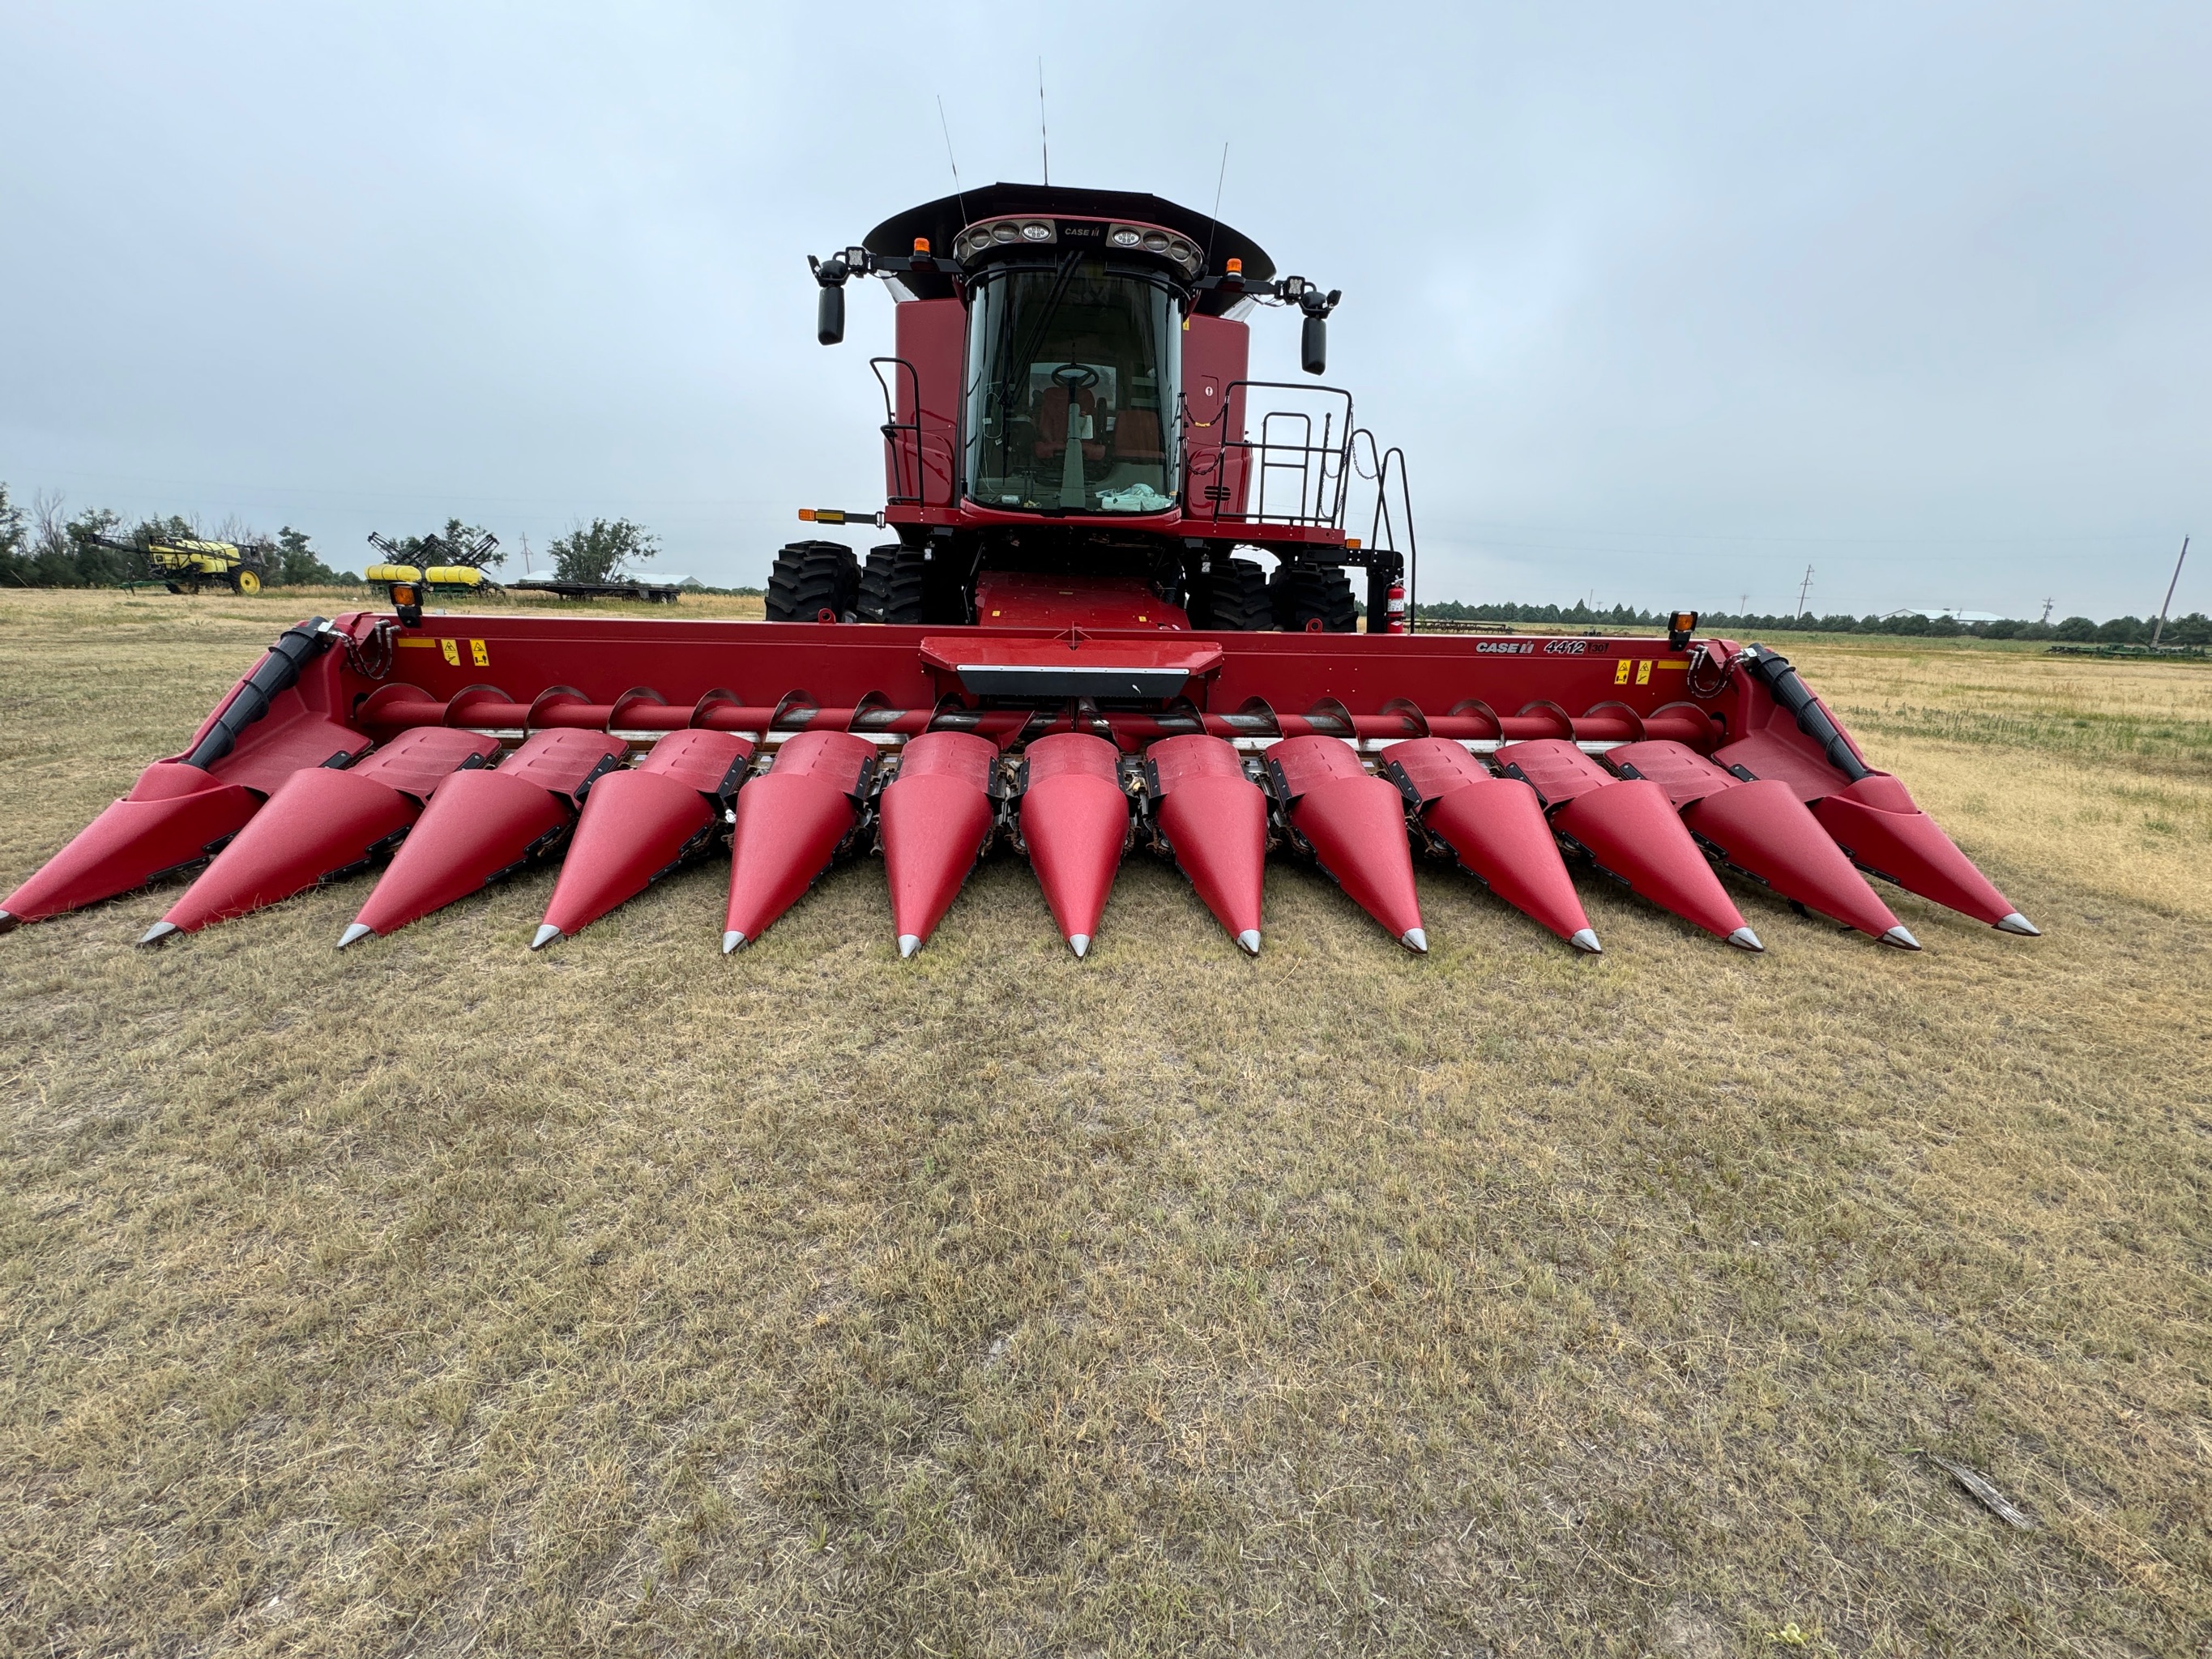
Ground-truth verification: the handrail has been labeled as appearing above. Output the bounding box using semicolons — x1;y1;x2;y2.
1350;430;1419;627
1181;381;1356;529
869;356;925;506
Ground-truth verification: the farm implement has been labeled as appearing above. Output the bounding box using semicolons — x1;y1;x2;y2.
95;531;270;595
0;184;2035;957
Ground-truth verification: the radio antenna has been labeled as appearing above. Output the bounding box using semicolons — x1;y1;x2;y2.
937;95;970;228
1037;58;1050;185
1203;142;1228;273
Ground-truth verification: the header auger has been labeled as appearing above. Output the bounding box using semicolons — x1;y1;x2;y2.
2;186;2039;961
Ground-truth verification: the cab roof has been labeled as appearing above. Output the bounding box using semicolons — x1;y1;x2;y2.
865;184;1275;313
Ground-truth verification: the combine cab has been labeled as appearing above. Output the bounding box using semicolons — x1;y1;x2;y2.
0;185;2039;960
775;184;1397;634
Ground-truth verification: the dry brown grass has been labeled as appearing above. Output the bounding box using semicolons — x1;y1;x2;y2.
1;593;2207;1657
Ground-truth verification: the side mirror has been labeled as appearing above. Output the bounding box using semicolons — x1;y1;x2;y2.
809;254;850;346
1296;287;1339;377
1300;314;1326;376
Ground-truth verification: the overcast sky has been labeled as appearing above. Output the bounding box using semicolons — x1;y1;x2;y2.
5;2;2206;619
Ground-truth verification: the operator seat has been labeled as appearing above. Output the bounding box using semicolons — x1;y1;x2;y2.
1033;386;1107;462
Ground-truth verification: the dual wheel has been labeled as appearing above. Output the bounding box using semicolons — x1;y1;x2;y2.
1195;557;1358;632
765;541;957;624
763;541;1356;631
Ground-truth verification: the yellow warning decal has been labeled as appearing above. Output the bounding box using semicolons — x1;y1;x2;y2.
1636;659;1653;684
440;638;460;666
1655;659;1689;672
470;638;489;667
1614;659;1632;684
395;637;438;649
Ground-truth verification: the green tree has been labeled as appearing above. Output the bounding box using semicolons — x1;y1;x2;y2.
549;518;658;584
2053;616;2097;642
0;484;26;586
269;527;355;586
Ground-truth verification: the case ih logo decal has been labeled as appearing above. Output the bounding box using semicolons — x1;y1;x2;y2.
1472;638;1607;656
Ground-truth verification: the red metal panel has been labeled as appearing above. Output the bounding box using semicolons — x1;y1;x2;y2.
970;572;1192;629
895;298;965;507
1181;313;1249;522
332;619;1741;744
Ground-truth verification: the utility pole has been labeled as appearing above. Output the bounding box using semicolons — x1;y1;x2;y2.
2150;535;2190;647
2040;597;2054;624
1796;564;1814;618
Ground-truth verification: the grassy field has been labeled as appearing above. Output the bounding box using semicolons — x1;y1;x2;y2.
1;589;2207;1657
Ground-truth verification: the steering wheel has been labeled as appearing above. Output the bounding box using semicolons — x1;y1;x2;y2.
1050;361;1100;391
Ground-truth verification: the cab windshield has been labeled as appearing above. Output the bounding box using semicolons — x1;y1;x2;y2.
964;260;1180;514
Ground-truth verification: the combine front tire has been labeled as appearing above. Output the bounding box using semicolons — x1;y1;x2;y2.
858;544;931;625
1196;557;1272;631
765;540;860;622
1270;561;1358;632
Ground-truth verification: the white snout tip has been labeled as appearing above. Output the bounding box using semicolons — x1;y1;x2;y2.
721;930;746;954
1996;912;2041;936
1236;929;1262;956
337;922;374;949
1569;928;1602;954
1401;928;1427;953
898;934;921;959
137;920;179;947
531;924;562;951
1727;926;1764;952
1881;924;1921;950
1068;934;1091;957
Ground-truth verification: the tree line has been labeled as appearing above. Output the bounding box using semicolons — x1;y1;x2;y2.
1415;597;2211;646
0;483;673;591
0;484;355;588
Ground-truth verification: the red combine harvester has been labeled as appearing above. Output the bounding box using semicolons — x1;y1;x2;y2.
1;185;2039;960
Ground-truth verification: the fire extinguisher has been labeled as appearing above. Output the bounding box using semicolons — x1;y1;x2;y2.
1385;579;1408;633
